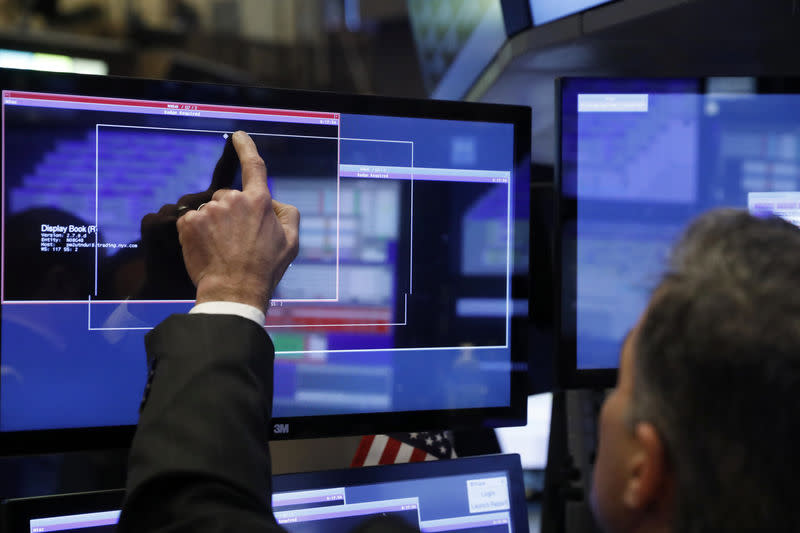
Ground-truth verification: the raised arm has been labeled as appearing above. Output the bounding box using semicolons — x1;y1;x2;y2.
117;131;299;533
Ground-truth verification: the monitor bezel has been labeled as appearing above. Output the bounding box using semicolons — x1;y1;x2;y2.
556;75;800;388
556;76;619;389
0;68;532;454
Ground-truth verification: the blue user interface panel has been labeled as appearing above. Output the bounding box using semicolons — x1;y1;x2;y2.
25;455;528;533
272;463;523;532
561;78;800;370
1;89;523;431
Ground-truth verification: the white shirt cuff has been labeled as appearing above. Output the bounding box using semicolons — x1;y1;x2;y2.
189;301;265;327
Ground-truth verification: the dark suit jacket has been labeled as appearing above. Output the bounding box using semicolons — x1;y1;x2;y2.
116;313;417;533
117;313;283;533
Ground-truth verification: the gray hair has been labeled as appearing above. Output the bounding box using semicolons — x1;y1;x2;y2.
630;208;800;533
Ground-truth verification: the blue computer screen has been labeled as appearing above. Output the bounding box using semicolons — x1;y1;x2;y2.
0;87;525;433
22;455;528;533
562;77;800;370
271;467;521;532
529;0;613;25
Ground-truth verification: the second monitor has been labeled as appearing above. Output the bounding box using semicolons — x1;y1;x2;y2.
559;76;800;386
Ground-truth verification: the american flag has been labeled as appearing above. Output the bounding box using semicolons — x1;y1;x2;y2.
351;432;456;467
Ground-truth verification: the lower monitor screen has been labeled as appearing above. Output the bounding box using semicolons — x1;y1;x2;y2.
0;72;530;443
15;455;528;533
560;77;800;373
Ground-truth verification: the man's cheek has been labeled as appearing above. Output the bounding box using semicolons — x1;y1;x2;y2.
590;399;622;532
591;442;626;533
591;454;611;531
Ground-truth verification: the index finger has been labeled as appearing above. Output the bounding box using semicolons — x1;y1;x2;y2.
232;130;269;195
208;135;239;192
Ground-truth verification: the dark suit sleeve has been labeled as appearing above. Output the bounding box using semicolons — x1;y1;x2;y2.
117;313;283;533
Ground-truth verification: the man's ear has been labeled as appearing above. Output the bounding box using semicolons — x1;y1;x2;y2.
622;421;669;511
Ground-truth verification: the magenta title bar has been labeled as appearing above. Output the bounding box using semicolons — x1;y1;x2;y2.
3;90;339;126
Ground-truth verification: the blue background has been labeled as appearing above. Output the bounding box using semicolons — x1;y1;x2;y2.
1;103;518;431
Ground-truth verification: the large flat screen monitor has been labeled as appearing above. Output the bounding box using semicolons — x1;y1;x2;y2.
0;69;531;453
558;77;800;386
3;454;529;533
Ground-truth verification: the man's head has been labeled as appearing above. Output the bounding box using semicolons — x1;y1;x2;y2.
591;209;800;533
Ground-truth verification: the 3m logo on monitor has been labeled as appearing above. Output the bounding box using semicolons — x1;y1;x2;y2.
274;423;290;434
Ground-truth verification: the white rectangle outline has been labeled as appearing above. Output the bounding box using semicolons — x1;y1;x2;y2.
340;136;415;296
29;510;121;529
1;120;512;353
90;123;341;303
577;93;649;113
276;141;513;353
506;160;512;348
273;496;419;522
419;511;511;530
0;131;420;333
80;291;505;351
84;293;409;335
79;129;418;333
272;487;346;506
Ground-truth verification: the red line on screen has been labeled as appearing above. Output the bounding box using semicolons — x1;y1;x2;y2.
5;91;337;119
